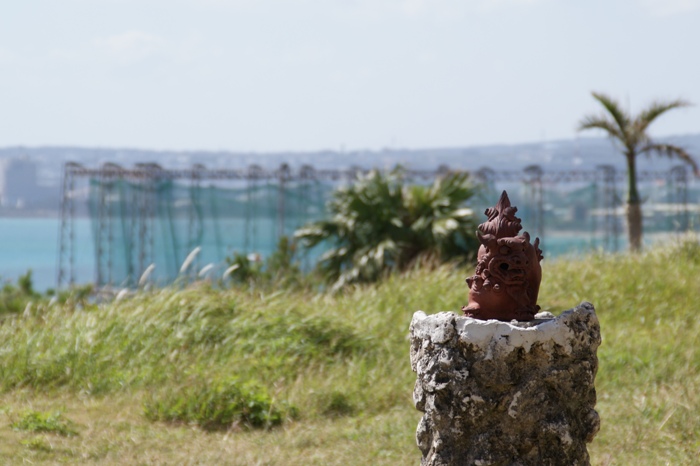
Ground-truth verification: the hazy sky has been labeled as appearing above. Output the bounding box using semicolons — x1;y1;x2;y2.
2;0;699;151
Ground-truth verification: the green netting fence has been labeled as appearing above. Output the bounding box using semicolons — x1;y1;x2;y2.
56;164;699;289
87;177;330;288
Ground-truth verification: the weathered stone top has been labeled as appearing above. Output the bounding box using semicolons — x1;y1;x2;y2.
411;302;600;370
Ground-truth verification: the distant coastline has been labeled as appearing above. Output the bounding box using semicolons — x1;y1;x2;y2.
0;209;60;219
1;133;699;219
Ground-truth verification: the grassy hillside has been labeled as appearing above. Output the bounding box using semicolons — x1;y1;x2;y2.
0;240;699;464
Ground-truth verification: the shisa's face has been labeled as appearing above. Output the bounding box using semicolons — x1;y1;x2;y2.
486;237;531;287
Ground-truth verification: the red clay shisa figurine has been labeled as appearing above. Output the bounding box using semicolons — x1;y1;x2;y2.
463;191;543;321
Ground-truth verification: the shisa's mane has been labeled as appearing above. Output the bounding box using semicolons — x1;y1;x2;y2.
478;191;522;239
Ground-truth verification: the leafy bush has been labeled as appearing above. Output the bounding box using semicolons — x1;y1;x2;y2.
0;270;40;315
144;378;294;430
318;390;356;417
224;236;304;289
224;252;264;285
0;270;93;316
295;168;478;290
11;410;78;437
245;311;373;362
17;270;36;296
55;283;94;307
21;436;54;452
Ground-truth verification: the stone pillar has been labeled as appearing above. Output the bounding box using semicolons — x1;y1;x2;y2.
410;302;600;466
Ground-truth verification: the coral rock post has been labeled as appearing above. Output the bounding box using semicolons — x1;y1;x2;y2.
410;303;601;466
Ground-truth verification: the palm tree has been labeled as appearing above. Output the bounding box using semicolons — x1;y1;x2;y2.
294;168;478;290
578;92;698;252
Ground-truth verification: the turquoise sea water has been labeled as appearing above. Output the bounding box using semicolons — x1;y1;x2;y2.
0;217;659;292
0;218;91;291
0;217;281;291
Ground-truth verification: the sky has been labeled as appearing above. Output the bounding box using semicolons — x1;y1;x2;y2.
1;0;699;152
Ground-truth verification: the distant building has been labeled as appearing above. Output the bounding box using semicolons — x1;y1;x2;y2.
0;156;57;210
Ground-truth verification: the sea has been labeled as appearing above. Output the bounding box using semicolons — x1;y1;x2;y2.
0;216;672;292
0;217;279;292
0;218;91;292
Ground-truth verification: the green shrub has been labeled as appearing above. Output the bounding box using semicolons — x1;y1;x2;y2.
21;436;54;452
11;410;78;437
0;270;41;315
318;390;356;417
223;236;305;289
143;378;295;430
245;312;373;361
295;168;478;290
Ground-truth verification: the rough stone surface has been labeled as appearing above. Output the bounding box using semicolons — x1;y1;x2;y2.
410;302;601;466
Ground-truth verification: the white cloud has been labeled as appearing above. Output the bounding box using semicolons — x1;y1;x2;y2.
642;0;700;16
95;30;167;64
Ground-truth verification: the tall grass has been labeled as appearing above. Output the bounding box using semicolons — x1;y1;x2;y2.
0;239;699;464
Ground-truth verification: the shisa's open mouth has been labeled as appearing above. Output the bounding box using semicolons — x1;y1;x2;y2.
491;259;527;284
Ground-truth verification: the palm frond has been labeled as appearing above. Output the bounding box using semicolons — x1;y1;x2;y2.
639;143;700;176
590;92;630;136
577;115;623;139
636;99;692;133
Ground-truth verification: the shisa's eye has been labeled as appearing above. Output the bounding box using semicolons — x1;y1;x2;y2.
499;263;509;271
499;246;510;255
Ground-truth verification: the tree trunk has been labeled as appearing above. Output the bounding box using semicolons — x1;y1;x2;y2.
627;201;642;252
626;154;642;252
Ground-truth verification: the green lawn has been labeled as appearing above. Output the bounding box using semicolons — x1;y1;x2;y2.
1;240;699;464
